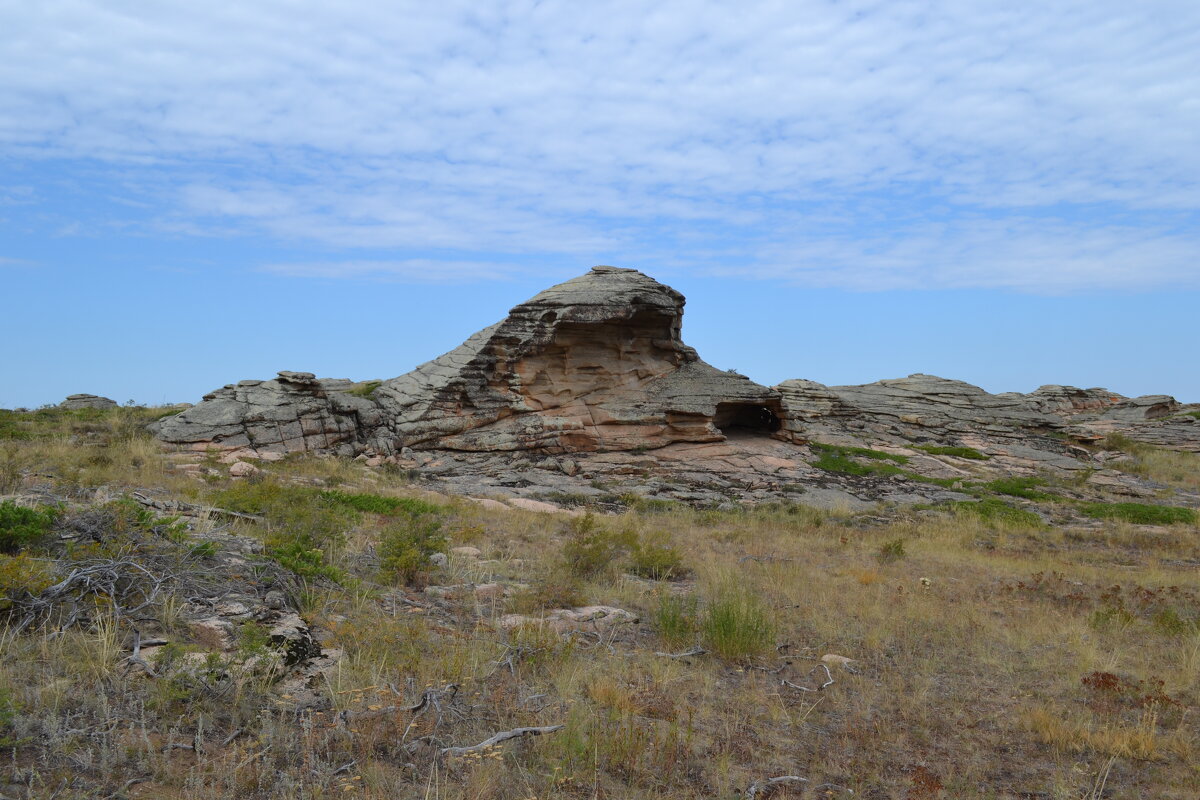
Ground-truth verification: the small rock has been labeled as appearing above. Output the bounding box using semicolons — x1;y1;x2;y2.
474;583;505;602
229;461;262;478
450;546;482;560
507;497;582;515
59;393;118;410
474;498;510;511
188;618;236;651
215;600;251;617
821;653;854;667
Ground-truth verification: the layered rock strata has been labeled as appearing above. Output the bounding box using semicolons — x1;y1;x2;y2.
153;267;786;456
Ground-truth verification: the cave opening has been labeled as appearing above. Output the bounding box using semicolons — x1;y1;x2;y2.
713;402;781;436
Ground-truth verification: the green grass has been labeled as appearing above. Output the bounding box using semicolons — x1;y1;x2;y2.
982;476;1054;501
948;497;1044;527
701;581;776;660
812;442;909;464
319;489;442;516
1076;502;1197;526
345;380;382;398
916;444;989;460
0;501;59;554
652;591;699;648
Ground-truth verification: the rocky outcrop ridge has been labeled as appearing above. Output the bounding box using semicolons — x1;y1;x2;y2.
154;267;786;456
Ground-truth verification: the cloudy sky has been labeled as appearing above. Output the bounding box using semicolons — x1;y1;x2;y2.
2;0;1198;406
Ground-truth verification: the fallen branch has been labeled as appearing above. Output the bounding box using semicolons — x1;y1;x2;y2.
746;776;807;799
131;492;263;522
781;664;834;693
655;646;707;659
439;725;564;757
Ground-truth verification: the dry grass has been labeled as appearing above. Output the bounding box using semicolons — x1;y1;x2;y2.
1;410;1198;798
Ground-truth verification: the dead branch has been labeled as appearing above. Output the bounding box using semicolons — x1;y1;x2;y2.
746;775;807;799
655;646;707;659
781;664;834;693
439;725;564;757
131;492;263;522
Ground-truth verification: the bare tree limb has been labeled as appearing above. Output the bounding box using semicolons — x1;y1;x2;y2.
439;725;564;757
746;775;807;799
781;664;834;693
655;646;707;659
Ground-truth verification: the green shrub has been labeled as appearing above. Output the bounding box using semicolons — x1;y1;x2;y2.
983;476;1053;500
346;380;382;398
212;482;355;581
377;512;447;586
508;572;588;613
0;501;58;554
701;582;775;660
916;444;989;460
949;498;1043;527
0;686;26;749
1076;502;1196;526
561;514;636;579
319;489;442;516
876;537;907;563
628;531;687;580
653;591;699;647
269;539;342;582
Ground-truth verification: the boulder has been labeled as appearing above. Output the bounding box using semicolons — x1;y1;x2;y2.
59;394;118;410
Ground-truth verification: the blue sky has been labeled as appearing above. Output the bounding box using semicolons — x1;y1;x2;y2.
2;0;1199;407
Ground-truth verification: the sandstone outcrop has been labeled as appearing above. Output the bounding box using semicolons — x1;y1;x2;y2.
59;393;118;410
152;265;1198;506
154;267;786;456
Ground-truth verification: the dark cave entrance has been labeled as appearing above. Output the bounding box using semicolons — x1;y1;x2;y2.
713;402;781;436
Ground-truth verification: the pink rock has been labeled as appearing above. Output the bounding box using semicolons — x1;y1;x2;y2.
229;461;262;478
474;583;505;601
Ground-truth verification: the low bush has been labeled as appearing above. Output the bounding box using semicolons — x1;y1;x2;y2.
561;514;636;579
701;581;775;660
320;489;442;516
377;511;447;586
628;530;687;580
211;482;354;580
0;501;58;553
345;380;382;398
653;591;699;647
876;537;907;563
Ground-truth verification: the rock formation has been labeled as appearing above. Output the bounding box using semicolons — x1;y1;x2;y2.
153;267;786;456
59;394;118;410
153;264;1200;503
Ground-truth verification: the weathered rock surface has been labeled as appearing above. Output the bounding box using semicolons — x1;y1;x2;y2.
154;267;785;456
152;265;1198;507
59;393;118;410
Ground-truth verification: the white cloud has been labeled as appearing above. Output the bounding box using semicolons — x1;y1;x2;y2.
2;0;1199;291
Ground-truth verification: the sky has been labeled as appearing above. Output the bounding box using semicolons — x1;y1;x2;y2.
2;0;1198;408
